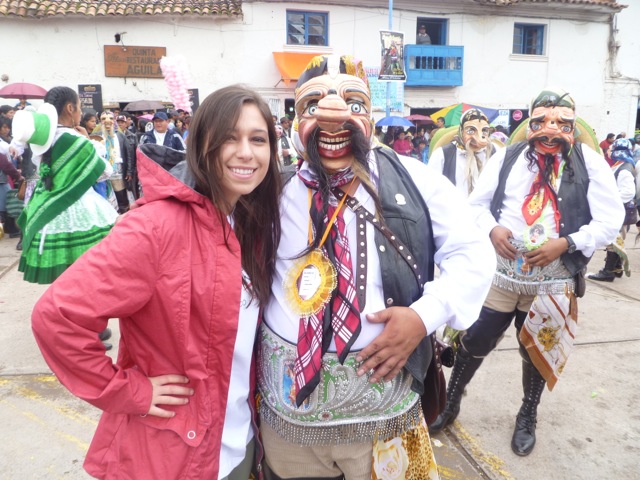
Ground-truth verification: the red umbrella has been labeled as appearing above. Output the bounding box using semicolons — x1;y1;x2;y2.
405;114;434;126
0;82;48;100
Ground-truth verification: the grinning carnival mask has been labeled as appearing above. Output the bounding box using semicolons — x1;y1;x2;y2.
100;111;115;135
294;55;373;171
527;88;576;156
458;108;490;152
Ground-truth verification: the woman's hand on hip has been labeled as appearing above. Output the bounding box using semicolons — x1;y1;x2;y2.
147;374;194;418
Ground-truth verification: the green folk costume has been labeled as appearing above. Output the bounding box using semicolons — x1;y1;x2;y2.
18;131;118;284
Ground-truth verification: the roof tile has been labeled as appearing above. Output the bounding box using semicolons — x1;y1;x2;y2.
0;0;243;18
474;0;625;8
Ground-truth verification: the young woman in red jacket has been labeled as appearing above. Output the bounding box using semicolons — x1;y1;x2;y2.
31;85;282;479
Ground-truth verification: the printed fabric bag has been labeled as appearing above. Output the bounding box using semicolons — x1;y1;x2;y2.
6;188;24;220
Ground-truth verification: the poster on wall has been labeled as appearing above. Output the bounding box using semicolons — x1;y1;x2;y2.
366;68;403;113
188;88;199;113
379;31;406;81
78;84;103;114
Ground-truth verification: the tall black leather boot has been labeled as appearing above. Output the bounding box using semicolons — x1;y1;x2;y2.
588;251;618;282
114;189;130;214
428;344;483;433
511;359;546;456
613;255;623;278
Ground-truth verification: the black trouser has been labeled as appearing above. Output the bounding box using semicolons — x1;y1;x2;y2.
462;306;524;357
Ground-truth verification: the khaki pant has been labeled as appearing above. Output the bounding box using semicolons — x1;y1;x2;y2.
261;422;371;480
484;283;535;313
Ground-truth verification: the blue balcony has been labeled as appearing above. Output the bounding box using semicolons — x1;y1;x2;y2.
404;44;464;87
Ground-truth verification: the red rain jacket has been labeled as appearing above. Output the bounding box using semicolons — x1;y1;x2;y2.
32;147;244;479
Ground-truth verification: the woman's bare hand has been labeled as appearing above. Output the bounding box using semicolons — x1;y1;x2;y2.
147;374;194;418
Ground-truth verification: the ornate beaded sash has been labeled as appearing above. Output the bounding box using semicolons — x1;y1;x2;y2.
494;239;574;295
257;323;420;446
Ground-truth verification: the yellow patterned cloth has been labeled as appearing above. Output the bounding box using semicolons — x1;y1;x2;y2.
520;289;578;390
608;234;630;277
372;417;439;480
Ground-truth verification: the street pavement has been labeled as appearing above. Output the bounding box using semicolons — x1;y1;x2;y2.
1;230;639;479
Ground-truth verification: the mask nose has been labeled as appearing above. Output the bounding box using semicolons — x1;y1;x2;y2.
315;93;350;133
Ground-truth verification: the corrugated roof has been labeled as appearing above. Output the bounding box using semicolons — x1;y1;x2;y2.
0;0;243;18
474;0;626;9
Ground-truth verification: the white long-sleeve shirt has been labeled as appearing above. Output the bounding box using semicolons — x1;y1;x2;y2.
613;163;636;204
427;143;490;196
264;152;496;346
469;143;624;258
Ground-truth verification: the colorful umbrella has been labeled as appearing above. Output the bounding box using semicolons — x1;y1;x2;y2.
0;82;48;100
376;116;414;128
432;103;501;128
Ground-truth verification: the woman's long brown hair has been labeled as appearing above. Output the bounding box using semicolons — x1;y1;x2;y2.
186;85;282;306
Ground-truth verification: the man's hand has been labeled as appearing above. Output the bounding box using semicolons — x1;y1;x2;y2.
490;225;517;260
147;374;194;418
524;237;568;267
356;307;426;384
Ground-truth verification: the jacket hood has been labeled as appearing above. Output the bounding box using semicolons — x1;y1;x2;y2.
136;144;217;229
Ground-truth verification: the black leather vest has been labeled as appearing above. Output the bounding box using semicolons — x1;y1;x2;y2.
489;142;592;275
441;143;458;186
374;146;436;395
282;148;437;395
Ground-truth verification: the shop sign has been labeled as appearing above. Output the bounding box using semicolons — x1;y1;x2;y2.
78;84;103;114
104;46;166;78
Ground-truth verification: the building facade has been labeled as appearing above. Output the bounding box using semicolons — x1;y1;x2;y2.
1;0;637;135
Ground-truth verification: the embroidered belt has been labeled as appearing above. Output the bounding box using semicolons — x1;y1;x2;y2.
109;163;124;181
257;322;420;446
493;240;574;296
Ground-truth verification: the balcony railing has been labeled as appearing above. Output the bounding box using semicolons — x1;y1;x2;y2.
404;44;464;87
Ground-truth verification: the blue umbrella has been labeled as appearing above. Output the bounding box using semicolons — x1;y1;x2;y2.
375;116;414;128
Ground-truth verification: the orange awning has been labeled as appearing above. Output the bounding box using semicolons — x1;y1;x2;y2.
273;52;321;86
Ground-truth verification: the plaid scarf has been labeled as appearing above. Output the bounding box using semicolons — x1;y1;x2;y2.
294;168;362;405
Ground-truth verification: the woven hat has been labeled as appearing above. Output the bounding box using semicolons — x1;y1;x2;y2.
12;103;57;157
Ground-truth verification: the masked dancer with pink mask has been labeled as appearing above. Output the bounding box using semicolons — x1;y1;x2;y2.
429;88;623;457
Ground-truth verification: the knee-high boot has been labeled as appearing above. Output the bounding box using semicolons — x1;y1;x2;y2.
428;344;483;433
512;312;546;456
114;189;130;214
511;358;546;455
588;251;619;282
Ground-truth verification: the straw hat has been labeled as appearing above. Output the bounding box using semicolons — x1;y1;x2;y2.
12;103;58;157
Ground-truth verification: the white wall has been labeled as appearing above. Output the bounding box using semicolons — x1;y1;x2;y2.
0;1;633;135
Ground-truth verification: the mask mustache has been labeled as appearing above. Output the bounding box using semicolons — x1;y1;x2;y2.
305;123;370;174
531;135;566;145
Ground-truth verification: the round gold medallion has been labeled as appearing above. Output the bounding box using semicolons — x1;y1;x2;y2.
284;249;337;316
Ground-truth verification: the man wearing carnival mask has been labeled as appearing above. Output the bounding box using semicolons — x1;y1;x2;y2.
428;108;495;196
98;111;131;214
257;55;495;479
429;88;623;456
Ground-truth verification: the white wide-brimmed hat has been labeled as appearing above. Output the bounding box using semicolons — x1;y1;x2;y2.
12;103;58;157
